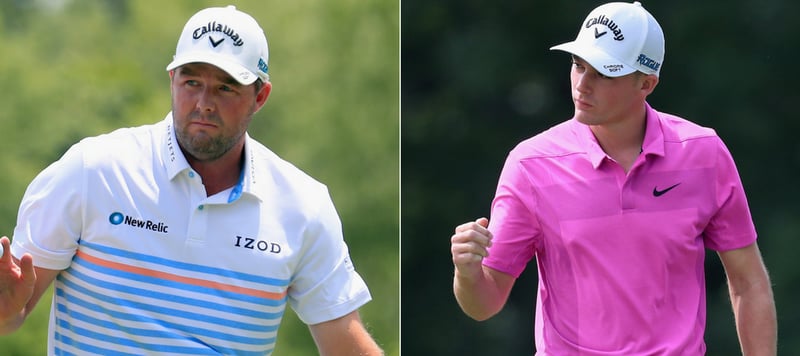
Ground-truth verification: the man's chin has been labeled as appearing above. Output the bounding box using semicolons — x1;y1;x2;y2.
574;112;595;125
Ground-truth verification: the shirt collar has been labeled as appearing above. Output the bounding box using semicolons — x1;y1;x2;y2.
163;112;192;181
640;103;666;159
237;134;267;202
575;102;666;170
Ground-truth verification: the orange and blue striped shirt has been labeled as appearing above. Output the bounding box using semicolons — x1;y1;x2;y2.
12;114;371;355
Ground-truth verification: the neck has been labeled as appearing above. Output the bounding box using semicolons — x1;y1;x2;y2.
590;107;647;172
185;146;245;197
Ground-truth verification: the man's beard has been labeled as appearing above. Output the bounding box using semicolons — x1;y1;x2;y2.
175;112;244;162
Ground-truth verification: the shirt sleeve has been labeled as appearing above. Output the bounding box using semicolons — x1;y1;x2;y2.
703;137;757;251
287;187;372;325
11;143;85;270
483;151;541;278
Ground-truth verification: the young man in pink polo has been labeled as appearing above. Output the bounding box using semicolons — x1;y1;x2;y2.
450;2;776;355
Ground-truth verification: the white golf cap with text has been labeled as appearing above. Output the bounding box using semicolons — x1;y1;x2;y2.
551;1;664;77
166;5;269;85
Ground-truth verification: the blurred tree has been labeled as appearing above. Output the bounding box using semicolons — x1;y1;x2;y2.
0;0;398;355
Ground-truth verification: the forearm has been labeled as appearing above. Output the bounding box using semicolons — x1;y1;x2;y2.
310;311;383;356
453;266;508;321
730;283;777;356
317;330;383;356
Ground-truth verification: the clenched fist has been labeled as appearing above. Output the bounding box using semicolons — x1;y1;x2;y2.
451;217;493;277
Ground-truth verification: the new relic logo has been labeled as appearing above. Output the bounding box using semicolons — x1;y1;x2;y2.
109;212;169;234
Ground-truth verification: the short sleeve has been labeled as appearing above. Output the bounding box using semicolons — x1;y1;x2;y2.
286;187;371;325
11;143;85;270
483;151;541;278
703;137;757;251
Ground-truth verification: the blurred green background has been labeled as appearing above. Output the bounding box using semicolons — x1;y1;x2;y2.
0;0;398;355
403;0;798;355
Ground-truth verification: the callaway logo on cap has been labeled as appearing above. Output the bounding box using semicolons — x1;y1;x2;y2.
550;1;664;78
166;5;269;85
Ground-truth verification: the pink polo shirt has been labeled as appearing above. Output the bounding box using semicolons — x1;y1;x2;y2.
483;103;756;355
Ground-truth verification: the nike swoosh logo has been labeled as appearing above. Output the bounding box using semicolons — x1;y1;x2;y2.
653;183;681;197
594;28;607;39
209;37;224;48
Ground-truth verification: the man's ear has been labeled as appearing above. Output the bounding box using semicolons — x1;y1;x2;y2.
168;70;175;94
254;81;272;112
640;74;659;95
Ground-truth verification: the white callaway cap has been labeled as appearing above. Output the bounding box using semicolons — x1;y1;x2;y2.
550;1;664;77
166;5;269;85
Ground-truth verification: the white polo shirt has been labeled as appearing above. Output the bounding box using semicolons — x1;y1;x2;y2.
11;113;371;355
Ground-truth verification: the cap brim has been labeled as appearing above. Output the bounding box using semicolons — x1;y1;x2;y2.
550;41;636;78
166;52;259;85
